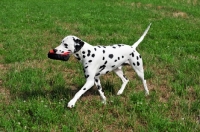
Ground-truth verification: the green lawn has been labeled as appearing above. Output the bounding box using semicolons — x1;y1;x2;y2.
0;0;200;131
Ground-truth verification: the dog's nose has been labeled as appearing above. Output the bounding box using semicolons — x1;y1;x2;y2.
53;49;57;53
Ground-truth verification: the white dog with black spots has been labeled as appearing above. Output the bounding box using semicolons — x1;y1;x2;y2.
50;24;151;108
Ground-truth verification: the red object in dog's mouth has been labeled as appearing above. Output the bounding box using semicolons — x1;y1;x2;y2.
48;49;70;61
61;51;70;56
49;49;54;54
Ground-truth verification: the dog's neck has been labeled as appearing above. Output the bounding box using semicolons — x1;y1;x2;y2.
73;42;92;62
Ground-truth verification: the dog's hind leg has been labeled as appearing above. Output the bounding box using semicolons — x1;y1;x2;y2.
94;77;106;104
129;59;149;95
114;67;129;95
134;68;149;95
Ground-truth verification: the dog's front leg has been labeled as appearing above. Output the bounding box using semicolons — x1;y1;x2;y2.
68;79;94;108
94;77;106;104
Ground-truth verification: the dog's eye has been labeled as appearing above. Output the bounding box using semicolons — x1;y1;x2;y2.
64;43;68;48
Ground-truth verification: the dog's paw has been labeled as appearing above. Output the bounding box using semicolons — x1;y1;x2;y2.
117;91;122;95
67;100;76;108
145;91;149;96
102;100;106;104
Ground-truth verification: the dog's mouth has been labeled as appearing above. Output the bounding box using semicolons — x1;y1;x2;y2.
48;49;70;61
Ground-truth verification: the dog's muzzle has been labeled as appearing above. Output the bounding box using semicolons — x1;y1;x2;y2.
48;49;70;61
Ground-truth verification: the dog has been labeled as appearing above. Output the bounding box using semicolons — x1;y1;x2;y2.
48;24;151;108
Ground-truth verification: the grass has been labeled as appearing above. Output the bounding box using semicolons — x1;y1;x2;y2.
0;0;200;131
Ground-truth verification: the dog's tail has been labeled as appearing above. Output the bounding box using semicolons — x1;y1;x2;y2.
132;23;151;49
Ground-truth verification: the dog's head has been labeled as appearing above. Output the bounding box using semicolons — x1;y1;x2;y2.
48;35;85;61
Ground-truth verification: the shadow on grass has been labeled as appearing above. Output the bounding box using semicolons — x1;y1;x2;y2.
102;80;116;95
14;85;73;101
12;80;116;102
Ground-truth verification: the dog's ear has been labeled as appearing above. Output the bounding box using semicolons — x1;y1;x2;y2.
73;37;85;52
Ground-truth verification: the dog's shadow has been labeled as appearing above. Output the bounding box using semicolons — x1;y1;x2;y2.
15;85;72;101
15;80;116;102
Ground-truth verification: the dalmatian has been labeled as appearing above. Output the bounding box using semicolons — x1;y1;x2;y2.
49;24;151;108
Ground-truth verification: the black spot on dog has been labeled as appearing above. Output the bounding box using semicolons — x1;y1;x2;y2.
106;71;109;74
104;61;107;65
64;43;68;48
94;48;97;51
82;51;85;54
118;44;122;47
139;55;142;58
108;54;113;59
99;65;106;69
87;50;91;57
98;46;101;48
73;38;85;52
83;55;86;58
91;54;95;58
97;85;101;90
102;57;105;60
83;88;86;90
137;56;139;60
122;56;124;58
103;50;105;54
99;65;106;73
99;65;105;69
95;79;98;82
115;60;117;62
75;54;81;60
130;52;134;57
103;46;106;48
133;63;135;66
88;60;92;63
95;73;100;76
85;66;88;69
112;46;116;49
112;65;115;68
118;57;120;60
85;75;89;78
137;62;140;66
